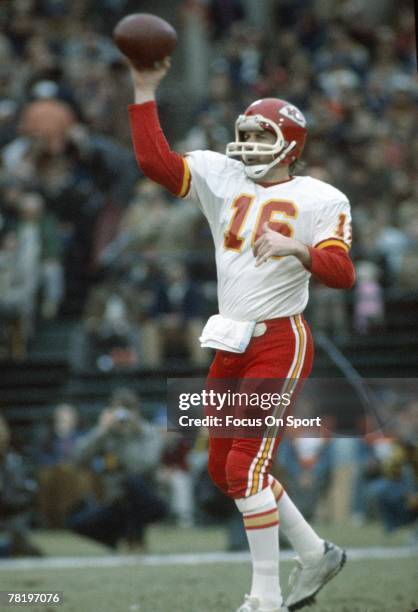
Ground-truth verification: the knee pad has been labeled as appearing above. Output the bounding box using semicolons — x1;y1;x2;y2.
225;448;269;499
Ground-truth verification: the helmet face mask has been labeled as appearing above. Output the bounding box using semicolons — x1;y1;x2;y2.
226;98;307;180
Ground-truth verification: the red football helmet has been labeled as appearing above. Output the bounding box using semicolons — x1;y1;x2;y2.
226;98;307;179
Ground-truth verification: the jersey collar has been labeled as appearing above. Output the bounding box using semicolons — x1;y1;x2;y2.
256;176;295;188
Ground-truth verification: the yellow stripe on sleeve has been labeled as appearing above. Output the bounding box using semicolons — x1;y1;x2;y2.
314;239;350;252
178;157;191;198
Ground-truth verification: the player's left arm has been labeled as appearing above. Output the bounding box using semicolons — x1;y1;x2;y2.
253;223;355;289
305;243;355;289
305;196;355;289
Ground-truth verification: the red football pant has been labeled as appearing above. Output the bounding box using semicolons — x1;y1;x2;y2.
206;314;313;499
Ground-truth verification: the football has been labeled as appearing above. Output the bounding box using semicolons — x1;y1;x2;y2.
112;13;177;69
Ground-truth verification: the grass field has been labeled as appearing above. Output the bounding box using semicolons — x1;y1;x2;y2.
1;523;417;612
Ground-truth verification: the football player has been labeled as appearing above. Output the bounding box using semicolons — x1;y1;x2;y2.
127;58;353;612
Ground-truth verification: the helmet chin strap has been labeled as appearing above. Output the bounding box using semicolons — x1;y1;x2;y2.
244;141;297;180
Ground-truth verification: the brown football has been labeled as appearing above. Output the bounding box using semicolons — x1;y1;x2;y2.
112;13;177;69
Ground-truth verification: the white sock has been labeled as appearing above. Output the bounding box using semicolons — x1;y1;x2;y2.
236;487;283;609
269;476;324;565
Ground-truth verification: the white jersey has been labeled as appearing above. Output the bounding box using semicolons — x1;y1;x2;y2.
185;150;352;322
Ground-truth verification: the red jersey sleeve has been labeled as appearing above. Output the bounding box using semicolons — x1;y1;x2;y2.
307;244;355;289
128;102;191;197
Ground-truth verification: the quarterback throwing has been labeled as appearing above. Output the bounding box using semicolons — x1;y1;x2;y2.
128;57;354;612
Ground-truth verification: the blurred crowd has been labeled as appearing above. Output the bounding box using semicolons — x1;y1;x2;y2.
0;0;417;363
0;0;417;557
1;388;191;556
1;390;418;557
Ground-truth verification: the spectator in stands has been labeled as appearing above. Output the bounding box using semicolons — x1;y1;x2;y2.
0;187;63;350
108;386;141;413
353;261;385;334
67;393;166;550
70;275;143;371
366;401;418;536
100;179;171;264
208;0;246;39
1;76;137;279
36;403;89;529
16;191;64;319
37;403;82;465
101;179;201;266
144;260;208;368
75;253;210;371
351;425;395;525
0;98;18;149
0;415;42;557
0;229;32;359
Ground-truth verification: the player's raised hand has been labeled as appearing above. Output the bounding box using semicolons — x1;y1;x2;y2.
130;57;171;103
130;56;171;89
254;222;309;267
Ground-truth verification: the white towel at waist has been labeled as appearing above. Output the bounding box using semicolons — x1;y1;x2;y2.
199;314;256;353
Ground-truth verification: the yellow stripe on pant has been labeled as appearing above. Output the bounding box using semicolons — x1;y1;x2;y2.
248;315;307;496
